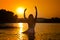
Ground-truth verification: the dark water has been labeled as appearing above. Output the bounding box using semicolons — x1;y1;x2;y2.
0;23;60;40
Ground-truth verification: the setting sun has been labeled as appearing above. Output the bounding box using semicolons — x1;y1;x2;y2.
16;7;25;14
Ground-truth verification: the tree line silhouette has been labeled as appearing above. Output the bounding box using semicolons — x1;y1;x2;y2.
0;9;60;23
0;9;18;23
36;18;60;23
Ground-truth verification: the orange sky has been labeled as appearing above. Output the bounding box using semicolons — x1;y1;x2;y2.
0;0;60;18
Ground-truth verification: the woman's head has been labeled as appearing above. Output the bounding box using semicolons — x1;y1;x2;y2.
28;14;34;19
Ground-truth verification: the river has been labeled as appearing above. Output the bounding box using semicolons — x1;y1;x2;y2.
0;23;60;40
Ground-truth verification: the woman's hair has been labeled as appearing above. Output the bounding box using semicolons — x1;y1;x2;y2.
28;14;34;19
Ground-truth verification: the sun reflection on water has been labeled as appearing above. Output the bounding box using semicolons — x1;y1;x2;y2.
18;23;23;34
18;23;28;33
18;23;28;40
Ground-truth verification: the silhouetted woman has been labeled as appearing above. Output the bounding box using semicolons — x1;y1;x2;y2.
24;6;37;40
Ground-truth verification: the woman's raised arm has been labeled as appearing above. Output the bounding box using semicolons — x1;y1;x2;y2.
24;8;27;19
35;6;37;19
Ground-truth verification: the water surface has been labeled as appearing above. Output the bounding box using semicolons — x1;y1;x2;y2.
0;23;60;40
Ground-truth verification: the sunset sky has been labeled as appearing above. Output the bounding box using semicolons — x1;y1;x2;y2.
0;0;60;18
